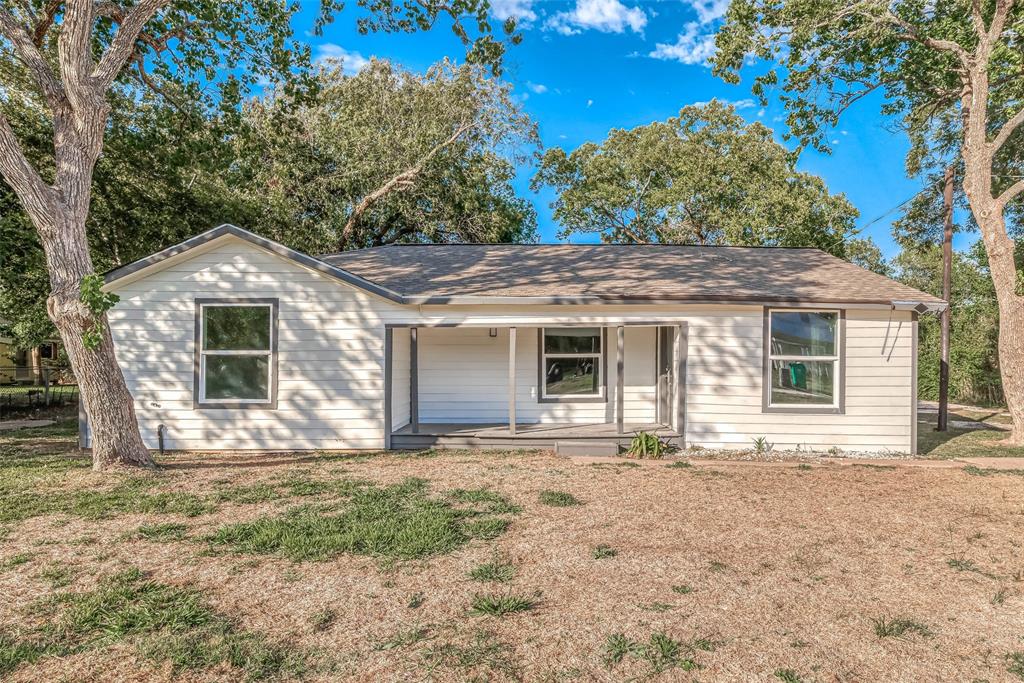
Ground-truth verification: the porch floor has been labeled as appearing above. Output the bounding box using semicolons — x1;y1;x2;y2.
390;422;679;451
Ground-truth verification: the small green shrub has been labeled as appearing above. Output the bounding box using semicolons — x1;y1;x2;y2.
752;437;774;454
667;460;692;469
538;490;581;507
627;432;670;459
309;608;335;632
604;632;697;674
775;669;804;683
1007;651;1024;680
592;544;617;559
671;584;693;595
469;593;535;617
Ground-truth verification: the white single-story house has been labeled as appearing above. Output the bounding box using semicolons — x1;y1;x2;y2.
86;224;946;455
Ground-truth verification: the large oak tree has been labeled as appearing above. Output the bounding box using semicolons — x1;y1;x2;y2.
532;101;865;257
713;0;1024;443
0;0;518;469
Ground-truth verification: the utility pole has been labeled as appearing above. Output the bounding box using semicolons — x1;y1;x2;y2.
937;165;954;432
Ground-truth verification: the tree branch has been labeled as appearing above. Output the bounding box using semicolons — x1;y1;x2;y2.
93;0;170;87
338;121;476;249
31;0;62;47
0;8;66;106
0;110;57;232
992;106;1024;152
996;178;1024;208
886;10;971;67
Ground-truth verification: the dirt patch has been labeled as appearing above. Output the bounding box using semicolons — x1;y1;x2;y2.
2;442;1024;681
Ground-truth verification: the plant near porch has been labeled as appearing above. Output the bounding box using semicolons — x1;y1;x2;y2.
626;431;671;459
0;1;515;470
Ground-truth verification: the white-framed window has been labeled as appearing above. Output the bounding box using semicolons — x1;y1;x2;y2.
766;309;841;409
540;327;605;402
195;299;277;407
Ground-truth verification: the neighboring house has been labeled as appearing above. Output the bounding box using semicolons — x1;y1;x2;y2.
0;330;61;385
88;224;945;455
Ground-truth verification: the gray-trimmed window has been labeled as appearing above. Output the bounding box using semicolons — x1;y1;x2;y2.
539;328;606;403
763;309;843;413
194;299;278;409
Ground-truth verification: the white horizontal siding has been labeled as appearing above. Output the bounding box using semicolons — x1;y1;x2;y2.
416;326;656;424
97;236;399;451
93;236;916;454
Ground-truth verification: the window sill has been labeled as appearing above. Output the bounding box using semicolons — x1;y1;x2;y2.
194;401;277;410
538;394;608;404
762;405;843;415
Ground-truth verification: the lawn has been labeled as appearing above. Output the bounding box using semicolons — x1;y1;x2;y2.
2;420;1024;681
917;406;1024;458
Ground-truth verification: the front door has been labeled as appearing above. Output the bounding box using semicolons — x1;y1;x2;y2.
656;327;675;425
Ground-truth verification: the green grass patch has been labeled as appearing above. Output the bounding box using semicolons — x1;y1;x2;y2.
592;544;617;559
469;560;516;583
775;669;804;683
1007;651;1024;680
1;566;307;680
671;584;693;595
603;632;699;675
136;522;188;542
963;465;1024;477
946;557;997;579
420;630;519;680
448;488;522;514
666;460;693;469
469;593;536;617
38;563;75;589
537;490;582;507
872;616;931;638
373;625;431;651
1;553;34;571
209;478;517;562
214;484;281;505
308;608;335;633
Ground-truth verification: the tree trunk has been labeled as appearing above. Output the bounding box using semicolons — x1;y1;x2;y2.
38;211;154;469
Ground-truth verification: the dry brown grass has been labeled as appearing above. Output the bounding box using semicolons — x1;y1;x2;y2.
3;438;1024;682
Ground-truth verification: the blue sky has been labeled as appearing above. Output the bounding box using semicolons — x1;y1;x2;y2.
291;0;971;258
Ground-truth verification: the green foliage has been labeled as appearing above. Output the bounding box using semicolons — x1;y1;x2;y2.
532;100;861;253
894;242;1003;406
468;593;535;617
592;544;618;559
627;431;670;459
136;523;188;542
671;584;693;595
78;274;120;351
775;669;804;683
752;437;775;455
1007;651;1024;680
537;490;582;507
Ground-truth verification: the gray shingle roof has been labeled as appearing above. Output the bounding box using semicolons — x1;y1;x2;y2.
322;244;944;305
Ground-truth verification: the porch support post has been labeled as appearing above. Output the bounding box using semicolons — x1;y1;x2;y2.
508;327;517;436
410;327;419;434
616;325;625;436
674;323;687;446
384;327;393;449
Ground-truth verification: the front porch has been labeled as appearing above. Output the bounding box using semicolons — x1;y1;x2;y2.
383;321;688;452
390;421;681;452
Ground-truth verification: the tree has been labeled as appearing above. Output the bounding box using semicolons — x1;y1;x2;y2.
713;0;1024;443
0;1;518;470
531;101;863;257
236;59;538;253
895;242;1003;406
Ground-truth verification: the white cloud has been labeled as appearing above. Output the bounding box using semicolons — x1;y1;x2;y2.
689;97;756;110
587;99;594;107
687;0;730;23
546;0;647;36
527;81;548;94
649;22;717;65
757;108;765;117
315;44;370;75
490;0;537;23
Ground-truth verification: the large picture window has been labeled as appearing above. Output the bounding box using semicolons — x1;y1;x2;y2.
765;309;841;410
540;328;605;402
195;299;277;408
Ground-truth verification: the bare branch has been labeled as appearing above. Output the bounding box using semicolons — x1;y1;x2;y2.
992;106;1024;152
338;121;477;249
93;0;170;87
988;0;1014;43
970;0;987;38
31;0;61;47
58;0;97;91
0;110;57;230
996;178;1024;208
0;8;66;105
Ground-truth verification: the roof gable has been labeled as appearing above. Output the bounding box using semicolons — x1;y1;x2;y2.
102;224;404;303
